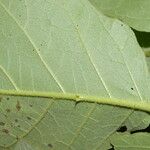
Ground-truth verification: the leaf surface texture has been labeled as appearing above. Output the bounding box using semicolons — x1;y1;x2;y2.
0;0;150;149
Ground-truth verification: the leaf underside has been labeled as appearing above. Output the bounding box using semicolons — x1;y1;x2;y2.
89;0;150;32
0;0;150;150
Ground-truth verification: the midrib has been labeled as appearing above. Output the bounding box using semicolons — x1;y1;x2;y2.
0;89;150;113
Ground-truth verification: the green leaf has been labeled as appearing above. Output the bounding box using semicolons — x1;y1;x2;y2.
0;0;150;149
143;48;150;72
146;57;150;72
88;0;150;32
111;133;150;150
131;30;150;73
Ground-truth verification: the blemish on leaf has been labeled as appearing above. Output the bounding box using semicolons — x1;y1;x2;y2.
76;95;80;99
48;143;53;148
29;104;33;107
6;108;11;113
2;129;9;134
10;123;13;127
16;136;19;140
131;87;134;90
0;122;5;126
4;114;8;118
15;119;18;123
75;95;82;101
16;101;21;111
6;97;10;100
17;125;21;128
27;116;32;120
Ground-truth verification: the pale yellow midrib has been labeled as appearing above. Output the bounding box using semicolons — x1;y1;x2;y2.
0;89;150;113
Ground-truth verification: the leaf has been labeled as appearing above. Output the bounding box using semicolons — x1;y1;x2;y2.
146;57;150;72
132;29;150;48
110;133;150;150
131;30;150;74
88;0;150;32
0;0;150;149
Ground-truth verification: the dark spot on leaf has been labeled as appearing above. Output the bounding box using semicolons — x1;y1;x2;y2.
76;95;80;99
29;104;33;107
10;123;13;127
117;126;127;132
27;116;32;120
48;143;53;148
33;49;35;51
6;97;9;100
131;87;134;90
75;95;82;102
16;101;21;111
17;125;20;128
40;43;43;46
15;119;18;123
121;24;123;26
6;109;11;113
4;114;8;118
76;24;79;27
16;136;19;140
0;122;5;126
2;129;9;134
131;124;150;134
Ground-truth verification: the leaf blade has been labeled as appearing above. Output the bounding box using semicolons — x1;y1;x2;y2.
89;0;150;32
0;0;150;149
